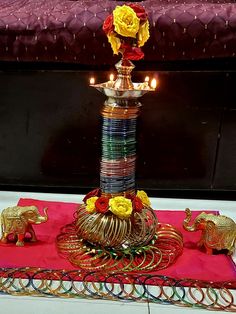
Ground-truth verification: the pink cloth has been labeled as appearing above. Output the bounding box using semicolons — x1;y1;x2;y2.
0;198;235;282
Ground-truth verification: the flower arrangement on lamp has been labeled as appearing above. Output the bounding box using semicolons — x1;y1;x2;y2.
83;189;151;219
103;4;150;60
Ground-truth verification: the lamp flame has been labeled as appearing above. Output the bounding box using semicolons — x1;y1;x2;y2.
150;78;157;89
109;73;114;81
90;77;95;85
145;76;150;83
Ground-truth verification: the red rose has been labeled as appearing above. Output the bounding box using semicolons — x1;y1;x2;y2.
95;197;109;213
133;196;143;213
103;14;114;35
83;188;101;203
121;43;144;61
128;4;148;21
125;193;135;201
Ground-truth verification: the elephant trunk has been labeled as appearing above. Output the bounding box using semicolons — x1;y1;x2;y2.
183;208;196;232
36;208;48;224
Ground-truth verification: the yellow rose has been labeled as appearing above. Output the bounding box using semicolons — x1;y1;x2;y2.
113;5;140;38
138;20;150;47
109;196;133;219
86;196;98;213
136;190;151;207
108;33;121;55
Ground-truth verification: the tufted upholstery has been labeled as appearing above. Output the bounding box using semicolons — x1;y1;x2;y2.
0;0;235;64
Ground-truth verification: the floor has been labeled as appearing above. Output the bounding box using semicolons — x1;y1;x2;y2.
0;190;235;314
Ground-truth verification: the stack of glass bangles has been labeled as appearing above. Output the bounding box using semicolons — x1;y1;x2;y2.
100;104;140;197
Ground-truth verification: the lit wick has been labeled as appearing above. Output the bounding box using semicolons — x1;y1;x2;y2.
109;73;114;82
90;77;95;85
150;78;157;89
107;73;115;87
144;76;150;83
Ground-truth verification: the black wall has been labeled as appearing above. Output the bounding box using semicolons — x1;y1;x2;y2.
0;69;235;199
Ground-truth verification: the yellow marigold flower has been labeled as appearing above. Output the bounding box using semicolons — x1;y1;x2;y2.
138;20;150;47
109;196;133;219
107;33;121;55
113;5;140;38
136;190;151;206
86;196;98;213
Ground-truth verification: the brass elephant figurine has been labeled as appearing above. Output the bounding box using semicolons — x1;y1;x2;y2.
183;208;236;255
0;205;48;246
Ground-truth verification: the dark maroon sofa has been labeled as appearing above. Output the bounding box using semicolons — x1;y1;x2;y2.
0;0;236;65
0;0;236;199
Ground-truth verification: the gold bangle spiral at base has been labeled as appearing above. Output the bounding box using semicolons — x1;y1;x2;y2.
56;205;184;272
